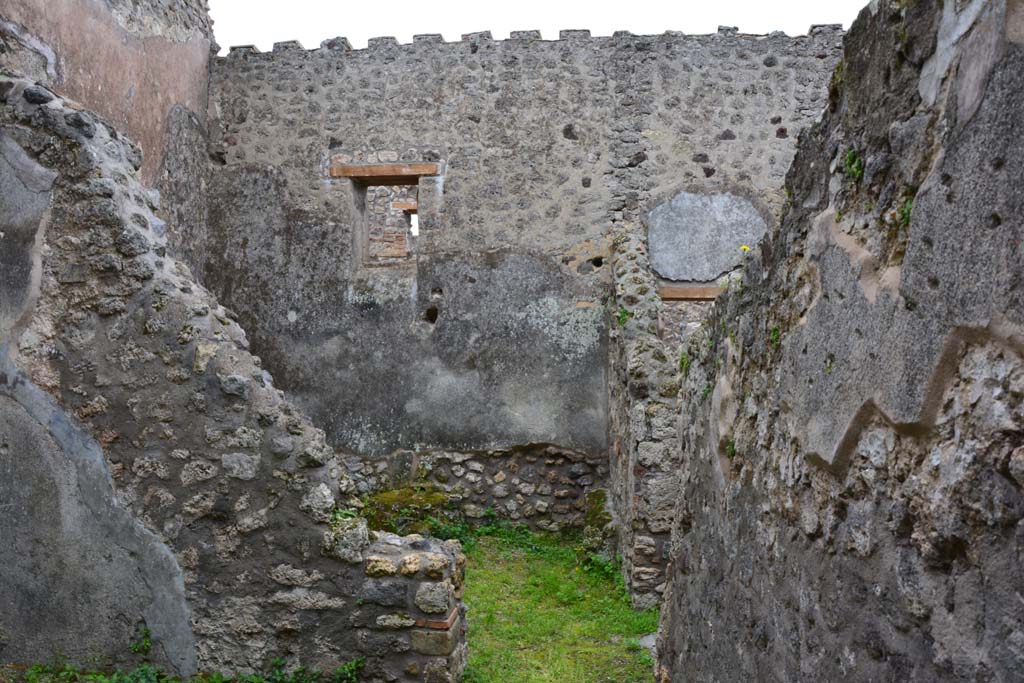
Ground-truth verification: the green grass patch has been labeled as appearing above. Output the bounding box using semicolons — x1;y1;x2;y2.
3;658;364;683
462;527;658;683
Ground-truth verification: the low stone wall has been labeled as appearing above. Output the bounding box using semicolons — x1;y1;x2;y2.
326;522;468;682
349;445;611;535
420;446;609;532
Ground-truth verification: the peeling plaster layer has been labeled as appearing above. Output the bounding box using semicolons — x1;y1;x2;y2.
0;0;211;183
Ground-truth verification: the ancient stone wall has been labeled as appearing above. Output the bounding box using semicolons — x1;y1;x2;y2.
417;446;608;532
0;75;467;681
603;27;843;607
204;37;618;459
345;443;610;539
203;33;842;592
656;0;1024;679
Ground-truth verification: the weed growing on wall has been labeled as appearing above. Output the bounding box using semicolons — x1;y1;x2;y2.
843;148;864;182
129;628;152;656
898;198;913;229
679;350;691;376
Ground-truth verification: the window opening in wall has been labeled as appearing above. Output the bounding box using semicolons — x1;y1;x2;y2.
361;184;418;266
327;158;442;270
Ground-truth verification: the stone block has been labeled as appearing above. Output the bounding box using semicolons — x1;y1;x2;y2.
411;624;459;656
362;579;409;607
356;629;411;655
365;555;399;576
322;518;370;564
415;580;453;614
648;191;767;282
376;613;416;629
220;452;259;480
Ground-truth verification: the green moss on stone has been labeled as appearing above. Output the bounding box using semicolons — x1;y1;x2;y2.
362;484;452;534
583;489;612;531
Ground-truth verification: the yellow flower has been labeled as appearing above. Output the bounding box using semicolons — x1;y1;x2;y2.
739;245;751;252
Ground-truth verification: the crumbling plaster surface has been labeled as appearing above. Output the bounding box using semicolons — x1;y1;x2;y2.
657;1;1024;680
0;128;53;338
0;369;197;676
0;0;212;183
204;165;608;456
205;37;626;457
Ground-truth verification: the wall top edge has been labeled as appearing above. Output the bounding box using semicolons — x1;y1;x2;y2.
221;24;845;59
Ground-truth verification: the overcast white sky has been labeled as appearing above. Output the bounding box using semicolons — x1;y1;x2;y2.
208;0;868;53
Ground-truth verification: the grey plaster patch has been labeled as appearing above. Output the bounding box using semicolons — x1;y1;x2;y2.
647;191;766;282
0;358;196;675
919;0;990;106
0;131;55;343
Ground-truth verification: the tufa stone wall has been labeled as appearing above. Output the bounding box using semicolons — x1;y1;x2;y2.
657;0;1024;680
0;75;467;682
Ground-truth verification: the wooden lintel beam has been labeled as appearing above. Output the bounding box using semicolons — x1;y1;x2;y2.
328;162;440;179
391;200;418;211
658;285;726;301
